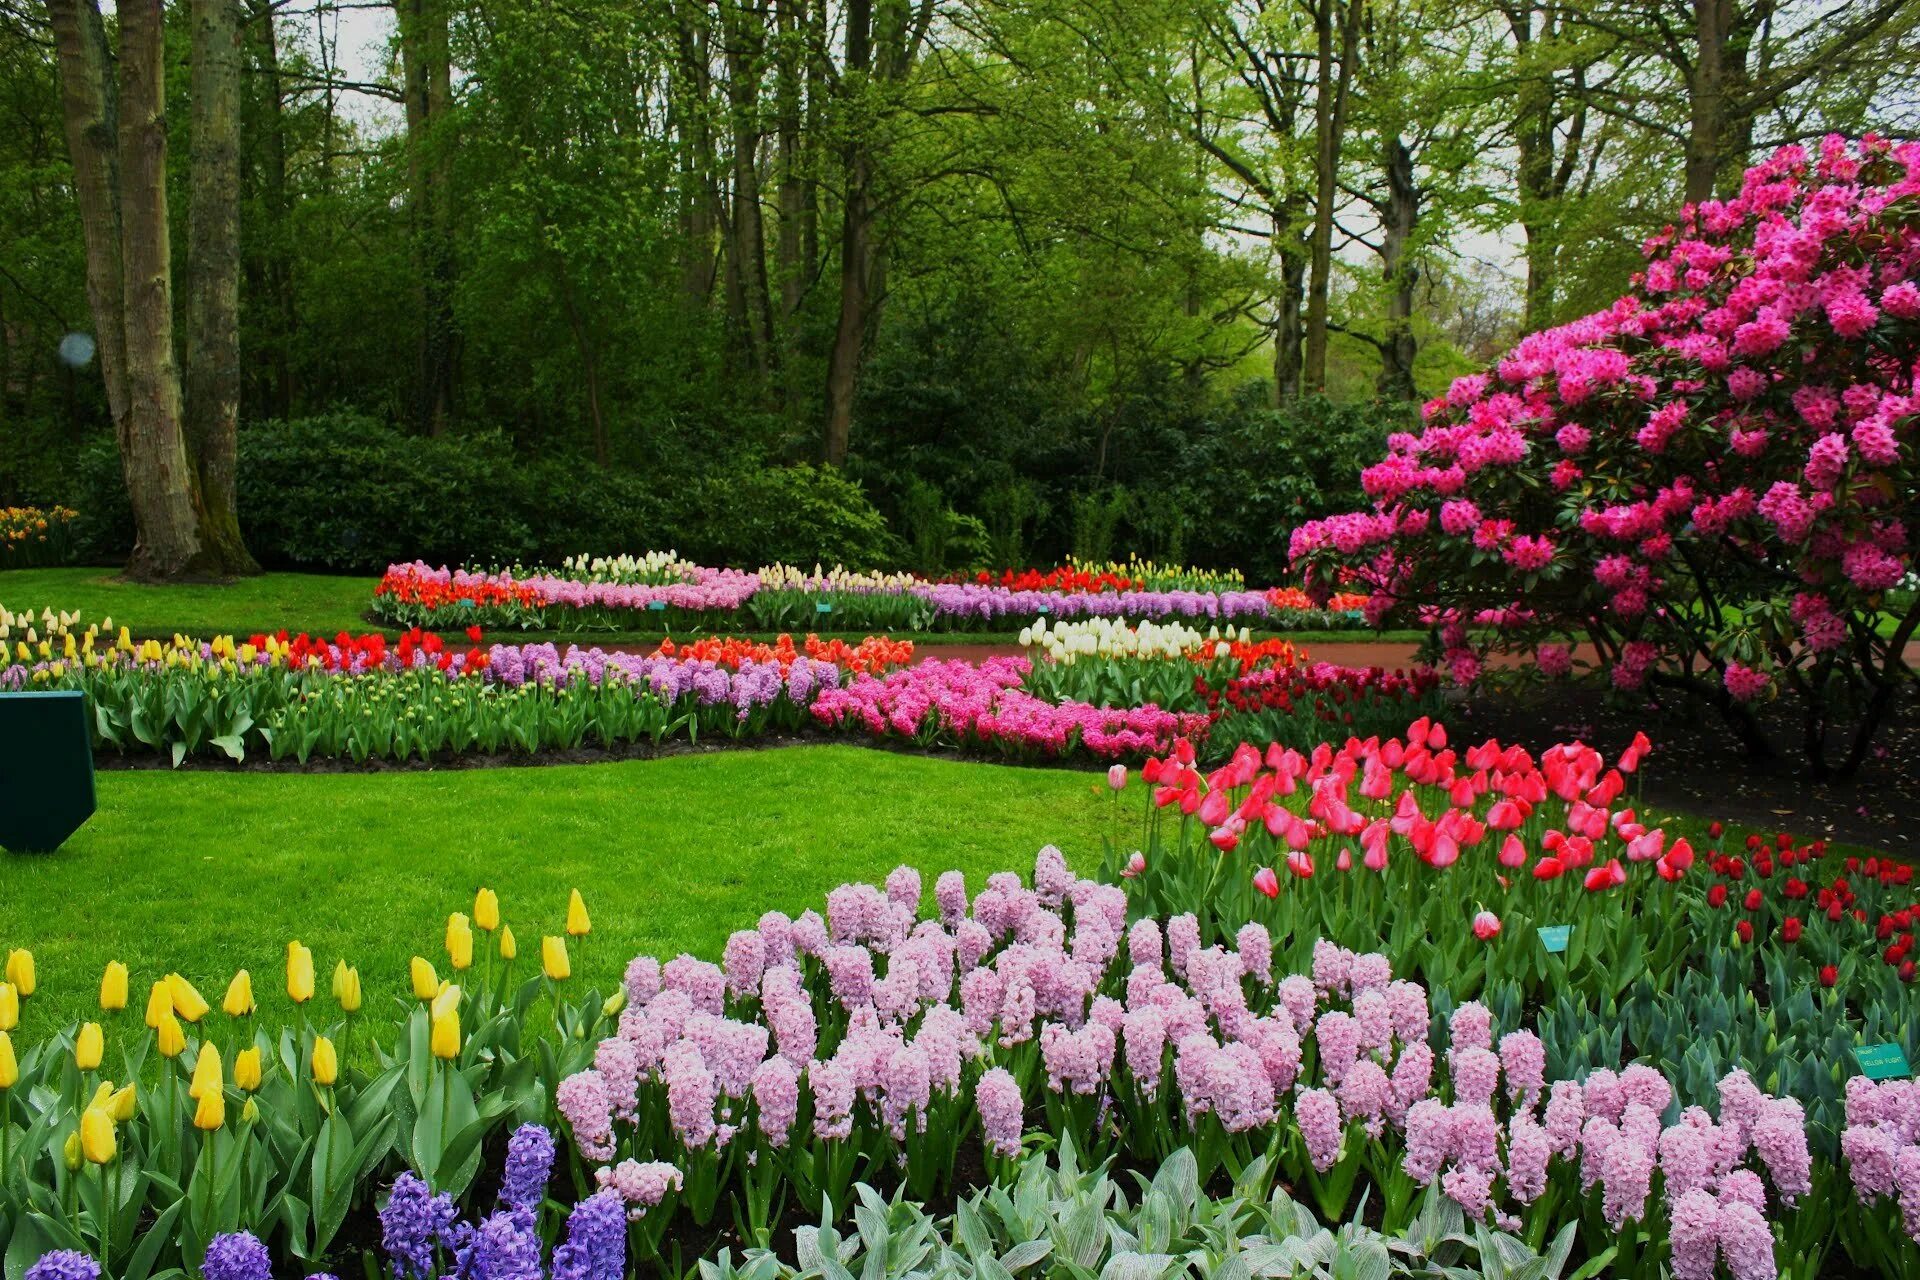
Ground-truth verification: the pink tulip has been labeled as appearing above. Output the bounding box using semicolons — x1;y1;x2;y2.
1472;911;1502;941
1499;833;1528;868
1107;764;1128;791
1286;850;1315;879
1252;867;1280;898
1335;847;1352;872
1121;851;1146;879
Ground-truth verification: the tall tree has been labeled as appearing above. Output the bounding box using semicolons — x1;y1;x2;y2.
1301;0;1363;393
186;0;259;571
398;0;458;432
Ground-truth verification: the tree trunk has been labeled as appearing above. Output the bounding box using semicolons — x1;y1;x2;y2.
186;0;259;574
822;0;874;466
398;0;456;434
724;0;777;390
45;0;128;429
672;8;719;314
774;0;806;320
1272;220;1305;405
117;0;213;579
249;0;296;418
1304;0;1361;392
1684;0;1727;205
1375;134;1418;401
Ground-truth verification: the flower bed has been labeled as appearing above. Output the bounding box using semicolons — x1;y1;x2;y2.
0;507;77;568
370;559;1359;635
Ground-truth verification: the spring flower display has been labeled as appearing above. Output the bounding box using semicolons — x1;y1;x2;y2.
1289;137;1920;775
0;506;77;567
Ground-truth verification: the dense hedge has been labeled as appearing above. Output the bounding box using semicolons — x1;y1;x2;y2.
67;416;902;573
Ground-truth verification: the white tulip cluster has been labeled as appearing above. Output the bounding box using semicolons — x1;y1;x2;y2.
756;563;920;591
1017;615;1248;664
560;550;696;584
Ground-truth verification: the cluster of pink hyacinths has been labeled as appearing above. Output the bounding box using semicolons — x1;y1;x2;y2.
806;657;1213;760
1840;1076;1920;1271
550;846;1834;1276
1289;135;1920;777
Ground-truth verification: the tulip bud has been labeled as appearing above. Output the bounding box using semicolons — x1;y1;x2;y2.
168;973;211;1023
241;1097;259;1125
155;1012;186;1058
0;1031;16;1089
430;1007;461;1060
100;961;129;1012
499;926;517;961
234;1046;262;1091
602;989;627;1019
310;1035;338;1086
410;957;438;1000
541;936;571;981
566;889;591;937
188;1042;223;1100
108;1083;137;1121
194;1088;225;1131
76;1021;104;1070
144;980;171;1028
287;941;315;1004
80;1106;115;1162
223;970;255;1017
4;949;34;997
473;888;500;932
63;1129;83;1171
446;914;474;972
333;961;362;1014
0;983;16;1032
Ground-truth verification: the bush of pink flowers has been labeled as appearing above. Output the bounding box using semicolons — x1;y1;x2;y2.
1289;135;1920;779
549;844;1895;1280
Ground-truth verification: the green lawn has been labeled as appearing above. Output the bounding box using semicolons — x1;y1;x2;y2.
0;567;1427;646
0;746;1119;1033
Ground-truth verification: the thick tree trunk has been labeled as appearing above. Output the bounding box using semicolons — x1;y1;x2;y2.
398;0;456;434
1304;0;1361;392
724;0;777;389
45;0;128;429
822;0;874;466
117;0;213;579
1375;135;1418;401
186;0;259;574
1684;0;1727;205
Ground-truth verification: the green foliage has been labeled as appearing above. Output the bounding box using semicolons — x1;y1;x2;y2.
683;463;901;571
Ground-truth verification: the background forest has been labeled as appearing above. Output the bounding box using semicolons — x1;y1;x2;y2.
2;0;1918;580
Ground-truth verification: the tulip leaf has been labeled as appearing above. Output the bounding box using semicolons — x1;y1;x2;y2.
118;1198;185;1280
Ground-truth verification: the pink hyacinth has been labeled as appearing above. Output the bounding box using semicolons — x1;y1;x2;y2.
556;1070;616;1162
976;1067;1024;1158
751;1055;801;1148
595;1159;683;1220
1297;1087;1344;1172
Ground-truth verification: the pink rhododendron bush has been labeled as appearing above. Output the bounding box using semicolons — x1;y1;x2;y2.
1289;136;1919;777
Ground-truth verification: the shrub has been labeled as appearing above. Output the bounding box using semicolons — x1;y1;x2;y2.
680;462;902;570
1291;137;1920;775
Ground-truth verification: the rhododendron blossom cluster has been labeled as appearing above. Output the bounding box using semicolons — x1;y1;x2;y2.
1290;136;1920;776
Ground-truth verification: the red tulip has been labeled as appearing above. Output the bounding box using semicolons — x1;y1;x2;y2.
1743;889;1762;911
1533;857;1567;881
1472;910;1502;941
1819;964;1838;987
1252;867;1280;898
1736;920;1753;943
1286;849;1315;879
1782;917;1803;943
1708;884;1729;908
1209;826;1239;852
1583;859;1626;892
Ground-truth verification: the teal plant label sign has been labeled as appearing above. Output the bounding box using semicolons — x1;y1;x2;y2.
1857;1043;1911;1080
646;600;667;612
1538;924;1572;954
816;601;834;614
1035;604;1051;615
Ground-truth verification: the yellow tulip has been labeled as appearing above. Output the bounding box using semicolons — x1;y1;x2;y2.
446;914;474;972
499;926;517;961
310;1035;338;1086
473;888;500;932
6;949;34;996
333;961;362;1014
430;1007;460;1060
0;983;16;1031
188;1042;222;1100
194;1088;225;1131
287;941;315;1004
144;980;171;1028
100;961;129;1012
108;1083;137;1121
88;1081;114;1110
75;1022;103;1071
168;973;211;1023
234;1046;262;1091
155;1012;186;1058
0;1032;16;1089
541;936;570;981
566;889;591;937
80;1106;116;1163
223;970;255;1017
410;956;438;1000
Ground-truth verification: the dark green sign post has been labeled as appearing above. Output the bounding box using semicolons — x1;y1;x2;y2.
0;690;96;852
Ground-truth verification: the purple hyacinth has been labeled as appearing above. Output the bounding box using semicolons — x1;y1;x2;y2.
455;1209;542;1280
556;1190;626;1280
202;1233;272;1280
380;1172;460;1280
24;1253;100;1280
500;1123;556;1211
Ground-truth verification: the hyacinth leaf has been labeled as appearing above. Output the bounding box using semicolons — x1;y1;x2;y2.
1096;1253;1174;1280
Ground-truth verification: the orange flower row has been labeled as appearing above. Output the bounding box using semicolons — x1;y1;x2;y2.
652;633;915;674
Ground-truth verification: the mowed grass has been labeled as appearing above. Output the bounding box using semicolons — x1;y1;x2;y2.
0;746;1119;1032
